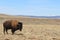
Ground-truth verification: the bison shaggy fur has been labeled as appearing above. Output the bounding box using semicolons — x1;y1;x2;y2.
3;20;23;35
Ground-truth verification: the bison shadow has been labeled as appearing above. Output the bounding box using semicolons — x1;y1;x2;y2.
14;33;24;35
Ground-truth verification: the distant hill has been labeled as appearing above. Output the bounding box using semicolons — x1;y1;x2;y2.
29;16;60;19
0;14;60;19
17;15;60;19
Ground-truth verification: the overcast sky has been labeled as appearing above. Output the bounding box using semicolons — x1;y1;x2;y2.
0;0;60;16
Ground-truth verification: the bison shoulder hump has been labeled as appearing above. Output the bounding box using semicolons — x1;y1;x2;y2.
11;20;18;27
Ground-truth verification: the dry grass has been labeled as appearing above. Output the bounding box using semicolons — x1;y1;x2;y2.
0;15;60;40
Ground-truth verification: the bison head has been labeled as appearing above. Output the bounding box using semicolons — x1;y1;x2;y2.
17;22;23;31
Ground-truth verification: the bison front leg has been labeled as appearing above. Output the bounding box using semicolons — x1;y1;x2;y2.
11;29;15;35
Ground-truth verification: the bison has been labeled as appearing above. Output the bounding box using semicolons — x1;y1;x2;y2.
3;20;23;35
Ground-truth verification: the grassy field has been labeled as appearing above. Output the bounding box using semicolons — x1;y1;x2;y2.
0;15;60;40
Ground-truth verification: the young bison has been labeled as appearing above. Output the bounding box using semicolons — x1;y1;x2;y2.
3;20;23;35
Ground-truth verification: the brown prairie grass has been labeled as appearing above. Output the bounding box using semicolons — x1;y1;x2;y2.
0;16;60;40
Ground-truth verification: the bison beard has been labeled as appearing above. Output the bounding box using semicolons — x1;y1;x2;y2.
3;20;23;35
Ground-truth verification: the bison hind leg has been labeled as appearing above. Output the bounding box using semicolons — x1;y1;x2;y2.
3;27;8;34
6;29;8;34
3;27;5;34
